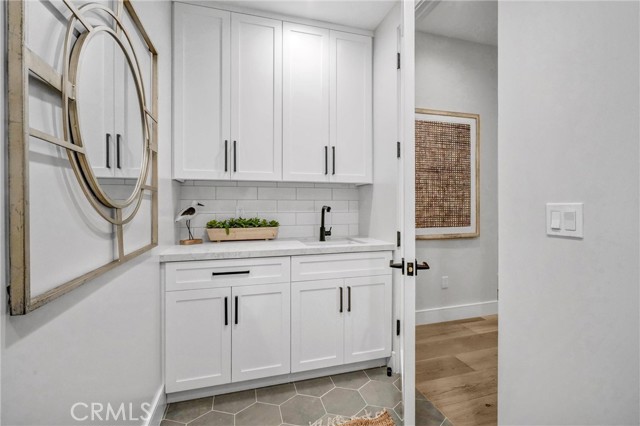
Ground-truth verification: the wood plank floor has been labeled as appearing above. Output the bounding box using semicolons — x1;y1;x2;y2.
416;315;498;426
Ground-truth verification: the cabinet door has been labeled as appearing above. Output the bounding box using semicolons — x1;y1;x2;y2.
329;31;372;183
282;23;330;182
75;29;116;178
173;3;231;180
344;275;392;363
291;279;344;372
231;13;282;181
165;288;232;393
232;283;290;382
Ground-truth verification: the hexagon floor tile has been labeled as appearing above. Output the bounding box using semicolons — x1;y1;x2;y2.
212;389;256;414
330;370;370;389
256;382;296;405
164;397;212;423
162;369;446;426
235;402;281;426
280;394;325;425
294;376;334;397
322;387;366;417
360;380;402;408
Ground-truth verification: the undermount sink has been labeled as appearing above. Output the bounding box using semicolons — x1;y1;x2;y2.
302;238;366;247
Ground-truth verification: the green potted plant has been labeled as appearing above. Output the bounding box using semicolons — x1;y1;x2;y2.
206;217;280;242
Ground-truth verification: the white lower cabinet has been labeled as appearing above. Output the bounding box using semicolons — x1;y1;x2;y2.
165;288;232;393
344;276;392;363
232;283;290;382
164;252;391;394
291;279;344;372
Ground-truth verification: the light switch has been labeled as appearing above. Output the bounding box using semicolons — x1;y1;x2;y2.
550;211;561;230
546;203;584;238
563;211;576;231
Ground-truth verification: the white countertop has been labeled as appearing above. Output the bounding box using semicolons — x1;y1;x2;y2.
159;237;395;262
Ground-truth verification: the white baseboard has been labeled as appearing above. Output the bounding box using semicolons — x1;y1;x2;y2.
143;385;166;426
416;300;498;325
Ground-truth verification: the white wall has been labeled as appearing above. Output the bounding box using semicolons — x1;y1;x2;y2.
414;32;498;323
1;2;177;425
178;182;359;241
498;2;639;424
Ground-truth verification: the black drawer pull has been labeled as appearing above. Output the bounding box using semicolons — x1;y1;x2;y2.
224;297;228;326
212;270;250;276
347;286;351;312
234;296;239;325
224;140;228;172
339;287;343;313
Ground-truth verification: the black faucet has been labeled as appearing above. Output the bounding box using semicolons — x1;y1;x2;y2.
320;205;332;241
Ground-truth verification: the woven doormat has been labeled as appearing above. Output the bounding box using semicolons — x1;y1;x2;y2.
311;409;395;426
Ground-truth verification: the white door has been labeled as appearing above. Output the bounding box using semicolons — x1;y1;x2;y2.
282;23;330;182
165;288;232;393
291;279;344;372
231;13;282;181
398;2;417;422
329;31;372;183
344;276;392;363
173;3;231;180
232;283;290;382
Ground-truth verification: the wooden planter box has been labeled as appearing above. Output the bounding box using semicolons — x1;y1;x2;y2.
207;227;279;242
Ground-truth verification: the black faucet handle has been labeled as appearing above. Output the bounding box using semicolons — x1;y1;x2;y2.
326;227;332;236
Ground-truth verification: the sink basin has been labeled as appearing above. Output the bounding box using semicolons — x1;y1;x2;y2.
302;238;365;247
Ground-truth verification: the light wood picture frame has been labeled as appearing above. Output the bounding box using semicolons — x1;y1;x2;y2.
7;0;159;315
415;108;480;240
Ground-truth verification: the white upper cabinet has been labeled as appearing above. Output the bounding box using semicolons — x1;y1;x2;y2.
330;31;373;183
172;4;372;183
231;14;282;181
173;4;231;180
282;23;330;182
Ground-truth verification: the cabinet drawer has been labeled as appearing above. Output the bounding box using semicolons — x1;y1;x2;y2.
291;251;392;282
166;257;290;291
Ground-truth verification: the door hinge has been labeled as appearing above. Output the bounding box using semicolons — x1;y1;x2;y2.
397;52;401;69
396;141;401;158
396;319;401;336
396;231;401;247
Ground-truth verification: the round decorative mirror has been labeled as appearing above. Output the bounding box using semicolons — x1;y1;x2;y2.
66;3;151;222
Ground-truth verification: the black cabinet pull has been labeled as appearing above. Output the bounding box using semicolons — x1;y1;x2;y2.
234;296;239;325
339;287;343;313
233;140;237;172
212;270;250;276
224;140;228;172
224;297;228;326
332;146;336;175
347;286;351;312
106;133;111;169
324;146;328;175
116;134;122;169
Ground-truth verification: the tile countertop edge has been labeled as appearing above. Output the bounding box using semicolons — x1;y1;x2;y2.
159;238;396;262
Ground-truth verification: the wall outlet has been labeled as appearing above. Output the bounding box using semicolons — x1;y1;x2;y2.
441;276;449;289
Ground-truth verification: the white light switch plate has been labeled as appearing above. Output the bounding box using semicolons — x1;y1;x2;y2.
546;203;584;238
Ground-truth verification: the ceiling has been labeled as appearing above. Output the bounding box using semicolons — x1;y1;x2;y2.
415;0;497;46
190;0;397;31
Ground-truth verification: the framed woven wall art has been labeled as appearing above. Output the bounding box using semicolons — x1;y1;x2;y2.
415;109;480;240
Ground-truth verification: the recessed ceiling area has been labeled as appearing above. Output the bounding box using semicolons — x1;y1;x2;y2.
182;0;397;31
416;0;497;46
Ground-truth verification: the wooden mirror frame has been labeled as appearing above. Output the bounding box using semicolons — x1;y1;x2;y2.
7;0;159;315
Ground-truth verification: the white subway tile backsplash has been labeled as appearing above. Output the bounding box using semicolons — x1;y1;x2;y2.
277;200;315;212
217;186;257;200
296;187;332;200
259;187;296;200
177;181;360;241
332;188;359;200
237;200;277;212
